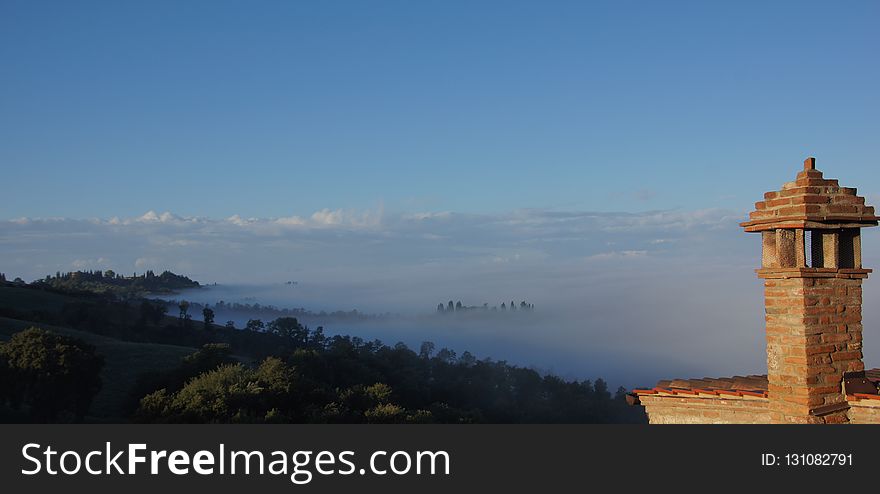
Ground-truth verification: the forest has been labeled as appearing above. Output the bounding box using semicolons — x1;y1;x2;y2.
32;270;199;296
0;271;646;424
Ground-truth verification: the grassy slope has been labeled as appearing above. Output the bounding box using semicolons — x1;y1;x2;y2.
0;285;77;312
0;316;197;421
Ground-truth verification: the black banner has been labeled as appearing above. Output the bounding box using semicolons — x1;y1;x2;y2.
0;425;875;492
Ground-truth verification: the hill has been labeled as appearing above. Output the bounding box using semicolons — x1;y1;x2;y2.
0;278;646;423
0;316;197;421
30;270;199;297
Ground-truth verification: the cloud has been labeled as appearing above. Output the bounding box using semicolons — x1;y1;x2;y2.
133;210;198;225
71;257;111;270
403;211;453;221
274;215;307;226
0;206;750;286
134;257;159;269
585;250;648;261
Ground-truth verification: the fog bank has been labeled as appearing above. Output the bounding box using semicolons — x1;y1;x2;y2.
5;208;880;389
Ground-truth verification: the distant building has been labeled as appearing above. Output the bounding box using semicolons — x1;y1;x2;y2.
630;158;880;423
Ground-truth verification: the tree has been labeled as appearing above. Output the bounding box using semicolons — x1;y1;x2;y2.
447;301;454;312
0;350;8;410
202;307;215;330
419;341;435;359
245;319;265;332
268;317;308;345
364;403;406;424
180;343;235;372
136;358;296;423
225;320;235;330
104;269;115;280
311;326;326;348
455;301;462;311
594;378;610;399
437;303;445;313
459;351;477;367
0;328;103;422
436;348;457;364
178;301;191;328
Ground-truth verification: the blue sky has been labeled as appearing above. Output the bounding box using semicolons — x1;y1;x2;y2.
3;1;879;219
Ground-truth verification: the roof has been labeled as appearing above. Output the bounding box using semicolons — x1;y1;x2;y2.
848;369;880;403
740;157;878;232
633;374;769;399
632;368;880;401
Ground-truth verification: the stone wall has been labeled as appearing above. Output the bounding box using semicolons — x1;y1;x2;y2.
847;399;880;423
638;395;770;424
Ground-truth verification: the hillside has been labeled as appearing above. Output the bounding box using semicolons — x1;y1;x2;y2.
0;280;646;423
0;316;197;421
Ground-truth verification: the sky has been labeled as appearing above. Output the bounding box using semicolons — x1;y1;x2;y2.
2;1;879;219
2;1;880;386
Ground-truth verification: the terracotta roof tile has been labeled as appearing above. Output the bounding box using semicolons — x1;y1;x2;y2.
634;368;880;402
633;374;769;399
851;393;880;401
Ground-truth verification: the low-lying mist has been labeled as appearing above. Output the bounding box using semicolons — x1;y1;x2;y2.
6;209;880;390
163;258;771;390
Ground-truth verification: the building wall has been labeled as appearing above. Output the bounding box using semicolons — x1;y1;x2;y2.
847;402;880;423
639;396;880;423
638;395;770;424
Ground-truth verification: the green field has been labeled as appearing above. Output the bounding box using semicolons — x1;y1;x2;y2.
0;316;198;421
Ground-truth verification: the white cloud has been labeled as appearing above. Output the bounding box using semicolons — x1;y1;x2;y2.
274;215;306;226
137;210;162;222
310;209;343;225
403;211;453;221
71;257;111;270
167;239;199;247
585;250;648;261
0;206;749;286
134;257;158;269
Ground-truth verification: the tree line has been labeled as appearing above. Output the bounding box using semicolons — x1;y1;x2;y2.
170;299;395;327
33;270;199;296
436;300;535;313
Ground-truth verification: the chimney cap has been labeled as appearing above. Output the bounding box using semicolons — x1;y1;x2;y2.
740;156;879;232
804;157;816;170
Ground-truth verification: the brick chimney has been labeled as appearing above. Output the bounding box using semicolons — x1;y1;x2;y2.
742;158;878;423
